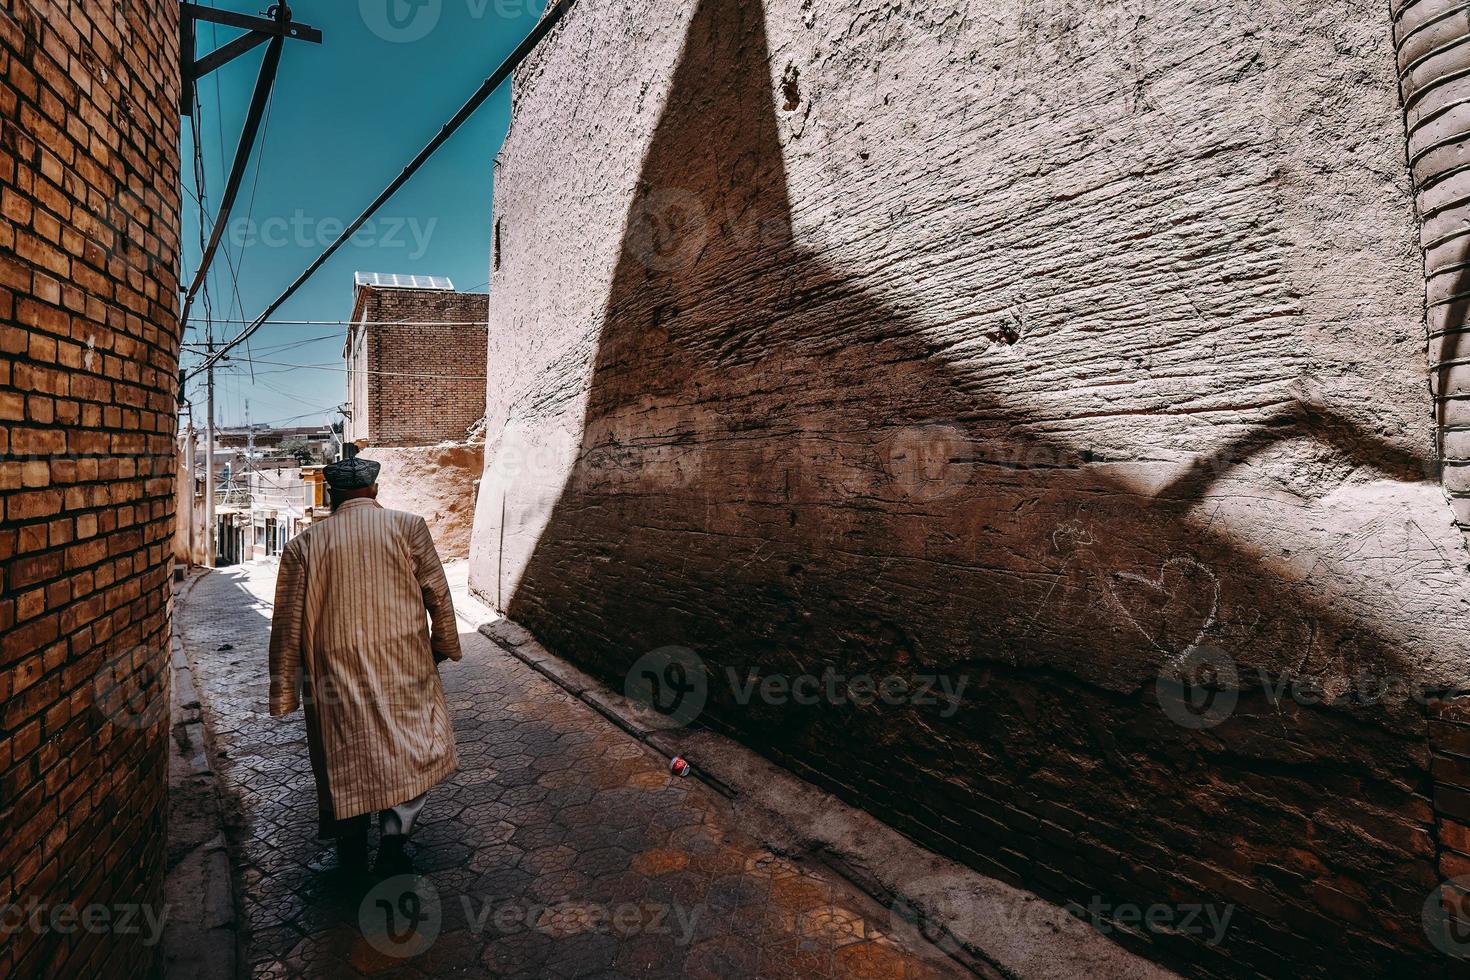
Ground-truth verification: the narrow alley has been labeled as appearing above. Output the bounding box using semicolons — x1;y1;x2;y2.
173;559;972;980
12;0;1470;976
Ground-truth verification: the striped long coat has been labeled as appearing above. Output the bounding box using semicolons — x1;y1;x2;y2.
268;498;462;832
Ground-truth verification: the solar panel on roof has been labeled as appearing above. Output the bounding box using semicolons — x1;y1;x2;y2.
354;272;455;291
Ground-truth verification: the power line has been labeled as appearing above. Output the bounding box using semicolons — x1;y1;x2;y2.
179;4;288;328
189;88;216;343
186;318;487;327
190;78;221;568
236;81;278;296
220;84;276;333
207;0;242;325
184;0;578;382
241;454;317;492
235;357;487;380
208;404;341;428
182;332;340;353
251;375;325;400
178;328;479;379
218;363;323;379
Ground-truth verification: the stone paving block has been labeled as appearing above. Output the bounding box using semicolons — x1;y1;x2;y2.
179;562;973;979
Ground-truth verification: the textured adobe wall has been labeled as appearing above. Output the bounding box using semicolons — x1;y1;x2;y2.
172;439;204;567
0;0;182;976
471;0;1470;973
366;443;484;558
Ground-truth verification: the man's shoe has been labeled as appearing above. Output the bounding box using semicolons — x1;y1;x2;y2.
335;816;370;877
374;834;413;878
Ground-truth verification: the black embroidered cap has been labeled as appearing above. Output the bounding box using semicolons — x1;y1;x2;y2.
323;456;380;491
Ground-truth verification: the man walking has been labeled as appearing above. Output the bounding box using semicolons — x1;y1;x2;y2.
267;457;462;878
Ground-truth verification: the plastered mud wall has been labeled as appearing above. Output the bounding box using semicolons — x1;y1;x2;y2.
470;0;1470;973
367;443;484;558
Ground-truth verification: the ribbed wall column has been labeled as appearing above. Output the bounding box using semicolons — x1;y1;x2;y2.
1398;0;1470;527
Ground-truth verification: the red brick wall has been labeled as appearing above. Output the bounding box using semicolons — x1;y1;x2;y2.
352;287;488;447
0;0;180;976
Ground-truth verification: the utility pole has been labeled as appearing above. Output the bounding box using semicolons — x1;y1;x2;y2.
178;1;322;325
176;3;320;566
205;341;217;567
185;421;197;568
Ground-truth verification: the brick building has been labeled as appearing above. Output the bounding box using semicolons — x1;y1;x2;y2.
469;0;1470;975
0;1;181;977
343;272;488;448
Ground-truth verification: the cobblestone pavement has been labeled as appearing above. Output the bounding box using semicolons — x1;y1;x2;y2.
176;560;972;980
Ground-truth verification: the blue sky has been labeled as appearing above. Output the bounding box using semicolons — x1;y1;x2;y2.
181;0;550;429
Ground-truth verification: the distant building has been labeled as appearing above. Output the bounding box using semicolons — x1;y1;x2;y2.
215;424;336;460
183;433;331;566
343;272;489;448
245;465;326;560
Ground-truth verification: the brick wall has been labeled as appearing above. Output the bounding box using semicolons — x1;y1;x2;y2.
0;0;180;976
1426;695;1470;964
348;286;488;447
470;0;1470;975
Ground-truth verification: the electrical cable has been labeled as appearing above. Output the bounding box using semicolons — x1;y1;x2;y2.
234;357;487;380
182;332;339;355
180;6;288;329
228;85;276;323
185;318;488;327
230;404;340;427
189;89;217;347
226;84;278;386
183;0;578;382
